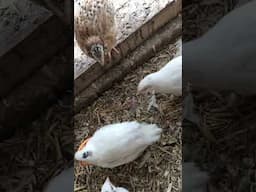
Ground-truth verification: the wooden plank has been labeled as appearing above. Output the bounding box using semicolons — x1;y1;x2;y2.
0;45;73;137
74;0;181;96
0;0;68;98
75;15;181;113
0;0;51;57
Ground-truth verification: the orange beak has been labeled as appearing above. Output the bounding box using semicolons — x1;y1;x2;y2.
77;137;91;166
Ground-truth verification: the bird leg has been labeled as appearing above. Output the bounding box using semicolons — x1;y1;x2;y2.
107;51;112;64
107;47;120;64
147;90;159;112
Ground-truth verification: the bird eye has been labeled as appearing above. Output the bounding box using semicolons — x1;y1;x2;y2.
82;151;89;158
93;46;101;53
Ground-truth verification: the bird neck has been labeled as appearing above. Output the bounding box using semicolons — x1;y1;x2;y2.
86;36;103;50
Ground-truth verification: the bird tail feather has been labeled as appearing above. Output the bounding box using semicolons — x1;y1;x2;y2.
139;123;162;143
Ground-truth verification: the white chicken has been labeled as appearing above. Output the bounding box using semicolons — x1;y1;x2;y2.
137;55;182;110
101;177;129;192
183;162;209;192
183;0;256;95
43;167;73;192
75;121;162;168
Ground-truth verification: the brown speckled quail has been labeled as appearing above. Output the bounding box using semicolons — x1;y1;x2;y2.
74;0;119;66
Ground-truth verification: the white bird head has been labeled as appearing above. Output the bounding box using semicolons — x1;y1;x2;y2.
74;138;95;166
74;149;93;161
137;74;155;94
101;177;129;192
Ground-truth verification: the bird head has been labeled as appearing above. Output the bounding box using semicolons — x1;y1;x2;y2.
90;43;105;66
74;138;93;166
137;75;154;94
101;177;117;192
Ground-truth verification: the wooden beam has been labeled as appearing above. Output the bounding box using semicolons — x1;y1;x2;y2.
74;15;182;113
0;45;73;138
0;0;68;98
74;0;181;96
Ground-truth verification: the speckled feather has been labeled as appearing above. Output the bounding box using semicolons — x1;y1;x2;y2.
74;0;117;56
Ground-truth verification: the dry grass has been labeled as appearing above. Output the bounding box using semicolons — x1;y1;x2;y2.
183;92;256;191
183;0;256;191
0;1;73;190
0;93;73;191
74;42;182;192
182;0;236;42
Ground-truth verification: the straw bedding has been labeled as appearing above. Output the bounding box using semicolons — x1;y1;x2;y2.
74;41;182;192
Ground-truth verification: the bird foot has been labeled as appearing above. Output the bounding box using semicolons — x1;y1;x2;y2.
112;47;120;55
107;47;120;64
107;52;112;64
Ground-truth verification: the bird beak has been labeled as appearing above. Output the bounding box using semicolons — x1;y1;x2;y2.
137;86;147;95
77;138;91;166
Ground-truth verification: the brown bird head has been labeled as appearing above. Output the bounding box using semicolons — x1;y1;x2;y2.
84;36;105;66
90;43;105;65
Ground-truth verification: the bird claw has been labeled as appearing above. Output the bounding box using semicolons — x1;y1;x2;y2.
107;52;112;64
112;47;120;55
107;47;120;64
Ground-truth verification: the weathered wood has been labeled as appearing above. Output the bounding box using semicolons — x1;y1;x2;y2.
74;15;182;113
0;0;51;57
74;0;181;96
0;45;73;134
0;0;68;98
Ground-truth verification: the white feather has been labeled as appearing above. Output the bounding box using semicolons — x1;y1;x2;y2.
174;38;182;57
101;177;129;192
138;56;182;96
75;121;162;168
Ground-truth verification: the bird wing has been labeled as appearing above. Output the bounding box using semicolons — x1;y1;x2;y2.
100;0;117;50
90;122;148;163
153;56;182;95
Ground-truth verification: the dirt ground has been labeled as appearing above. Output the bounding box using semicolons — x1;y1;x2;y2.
74;41;182;192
